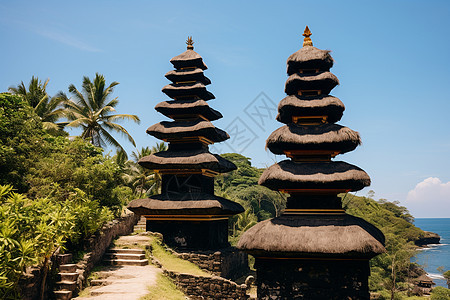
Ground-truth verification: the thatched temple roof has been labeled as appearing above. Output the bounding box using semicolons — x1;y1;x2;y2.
147;119;229;142
138;148;237;173
237;214;385;258
266;123;361;155
285;72;339;95
128;193;244;216
165;68;211;85
155;99;223;121
170;49;208;70
259;160;370;191
162;82;215;100
287;46;334;75
276;95;345;124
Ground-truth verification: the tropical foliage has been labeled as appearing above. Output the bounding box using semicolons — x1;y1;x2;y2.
62;73;140;152
0;93;130;299
8;77;66;132
121;142;167;197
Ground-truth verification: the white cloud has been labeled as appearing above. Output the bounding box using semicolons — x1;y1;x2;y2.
405;177;450;218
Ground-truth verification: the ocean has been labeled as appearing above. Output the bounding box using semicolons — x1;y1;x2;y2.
413;218;450;288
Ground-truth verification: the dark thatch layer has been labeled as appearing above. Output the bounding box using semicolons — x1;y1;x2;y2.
170;49;207;70
165;68;211;85
147;119;230;142
237;214;385;258
155;99;222;121
138;148;237;173
287;46;334;75
285;72;339;96
276;95;345;124
259;160;370;191
162;82;215;100
266;124;361;155
127;193;244;216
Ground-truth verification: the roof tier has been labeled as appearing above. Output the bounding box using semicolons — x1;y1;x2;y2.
165;68;211;85
155;99;223;121
162;82;215;100
266;123;361;155
138;148;237;173
259;160;370;191
147;119;229;143
276;95;345;124
285;72;339;96
287;46;334;75
127;193;244;216
237;214;385;258
170;49;207;70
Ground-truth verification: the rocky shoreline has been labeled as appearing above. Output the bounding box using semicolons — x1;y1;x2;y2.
415;231;441;247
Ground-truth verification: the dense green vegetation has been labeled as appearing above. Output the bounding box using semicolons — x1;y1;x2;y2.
0;91;137;299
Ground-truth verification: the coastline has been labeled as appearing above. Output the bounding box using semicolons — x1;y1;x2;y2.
413;218;450;288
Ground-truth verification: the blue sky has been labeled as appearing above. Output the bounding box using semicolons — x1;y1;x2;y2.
1;1;450;217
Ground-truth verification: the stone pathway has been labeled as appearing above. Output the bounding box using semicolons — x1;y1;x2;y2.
74;234;161;300
74;265;160;300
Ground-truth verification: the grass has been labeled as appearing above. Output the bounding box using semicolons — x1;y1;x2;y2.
149;237;211;277
140;273;186;300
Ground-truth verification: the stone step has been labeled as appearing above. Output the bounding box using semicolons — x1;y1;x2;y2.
57;254;73;265
59;264;77;273
54;290;72;300
90;279;109;286
104;253;146;260
59;272;79;281
56;280;77;291
104;259;148;266
134;225;146;231
108;248;145;255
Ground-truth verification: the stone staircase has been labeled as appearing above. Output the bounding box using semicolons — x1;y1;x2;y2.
103;248;148;266
133;216;146;232
54;254;79;300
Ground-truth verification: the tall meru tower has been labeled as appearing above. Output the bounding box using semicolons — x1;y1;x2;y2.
128;37;244;250
237;27;386;299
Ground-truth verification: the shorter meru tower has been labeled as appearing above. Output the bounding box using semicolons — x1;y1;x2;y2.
238;27;385;299
128;38;244;250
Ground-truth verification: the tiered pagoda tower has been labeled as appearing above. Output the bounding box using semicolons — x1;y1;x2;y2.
238;27;386;299
128;37;244;250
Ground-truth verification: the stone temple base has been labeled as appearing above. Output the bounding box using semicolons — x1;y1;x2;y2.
255;258;370;300
173;247;249;280
146;219;229;250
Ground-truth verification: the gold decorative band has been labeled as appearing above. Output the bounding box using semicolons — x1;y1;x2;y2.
143;214;229;221
155;169;219;177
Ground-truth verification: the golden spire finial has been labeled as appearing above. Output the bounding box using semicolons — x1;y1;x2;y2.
302;26;313;47
186;36;194;50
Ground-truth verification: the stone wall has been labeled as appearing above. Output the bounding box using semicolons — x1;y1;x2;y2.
163;269;248;300
170;247;249;280
18;267;43;300
17;211;138;300
75;211;139;290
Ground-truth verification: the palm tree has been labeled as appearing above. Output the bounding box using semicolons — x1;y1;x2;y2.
62;73;140;151
123;143;167;197
8;77;66;131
